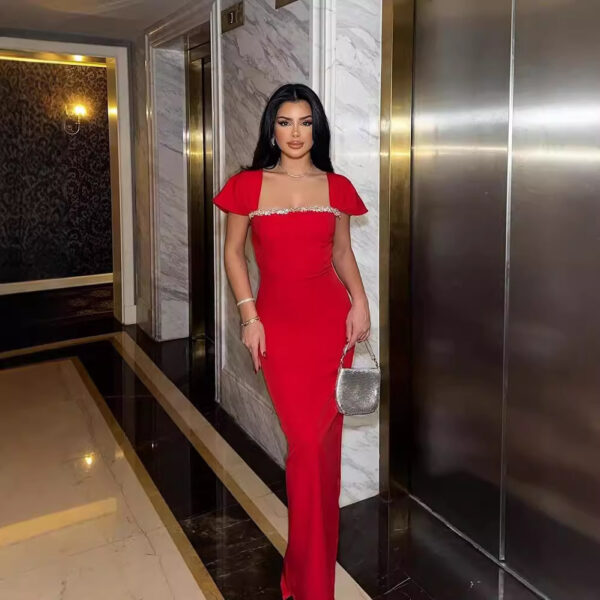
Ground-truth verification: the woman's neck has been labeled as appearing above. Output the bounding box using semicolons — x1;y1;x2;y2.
277;156;314;174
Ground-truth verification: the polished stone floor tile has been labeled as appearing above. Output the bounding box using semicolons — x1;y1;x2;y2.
0;358;205;600
0;532;193;600
0;286;118;353
503;574;547;600
122;329;289;504
136;436;240;521
0;322;548;600
182;502;283;599
377;580;433;600
338;496;411;596
79;341;152;397
80;341;285;597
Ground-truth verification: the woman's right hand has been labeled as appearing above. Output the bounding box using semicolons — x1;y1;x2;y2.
242;320;266;373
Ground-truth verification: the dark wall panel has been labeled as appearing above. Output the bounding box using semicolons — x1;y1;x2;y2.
506;2;600;598
0;60;111;283
410;1;512;555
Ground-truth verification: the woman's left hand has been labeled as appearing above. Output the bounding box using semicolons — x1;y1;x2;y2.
346;296;371;348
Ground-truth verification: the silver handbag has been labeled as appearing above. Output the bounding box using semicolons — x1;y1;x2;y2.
335;339;380;415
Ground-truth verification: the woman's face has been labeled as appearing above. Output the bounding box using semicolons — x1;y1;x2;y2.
273;100;313;159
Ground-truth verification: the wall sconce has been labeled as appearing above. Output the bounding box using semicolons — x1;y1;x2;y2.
64;103;88;135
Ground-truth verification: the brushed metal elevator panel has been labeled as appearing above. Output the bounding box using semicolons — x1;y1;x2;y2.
411;0;512;555
187;45;215;343
506;1;600;597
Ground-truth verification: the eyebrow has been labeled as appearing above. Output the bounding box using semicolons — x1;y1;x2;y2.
277;115;312;119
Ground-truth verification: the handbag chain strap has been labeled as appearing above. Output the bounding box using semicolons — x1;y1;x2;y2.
339;339;379;370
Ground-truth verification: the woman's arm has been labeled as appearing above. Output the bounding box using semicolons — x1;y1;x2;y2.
332;214;371;345
223;214;266;372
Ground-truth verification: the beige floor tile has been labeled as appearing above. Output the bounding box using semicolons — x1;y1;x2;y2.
0;532;181;600
0;357;210;599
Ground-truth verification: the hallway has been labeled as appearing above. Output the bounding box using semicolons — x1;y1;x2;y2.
2;0;599;598
0;319;538;600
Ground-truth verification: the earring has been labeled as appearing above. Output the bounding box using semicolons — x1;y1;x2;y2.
270;136;276;147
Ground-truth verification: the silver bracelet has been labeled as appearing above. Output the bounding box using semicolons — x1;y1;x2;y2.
237;297;255;306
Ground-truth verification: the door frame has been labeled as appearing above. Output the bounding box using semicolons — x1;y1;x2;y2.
379;0;415;496
0;36;136;324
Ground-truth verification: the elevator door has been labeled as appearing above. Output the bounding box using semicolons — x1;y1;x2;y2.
408;1;600;598
187;39;215;344
505;2;600;598
411;0;512;556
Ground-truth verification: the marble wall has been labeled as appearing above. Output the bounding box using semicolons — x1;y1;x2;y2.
216;0;382;505
332;0;382;505
132;35;153;335
133;25;202;340
152;39;190;340
216;0;311;474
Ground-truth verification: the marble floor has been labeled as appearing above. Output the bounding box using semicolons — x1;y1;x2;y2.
0;356;208;600
0;301;543;599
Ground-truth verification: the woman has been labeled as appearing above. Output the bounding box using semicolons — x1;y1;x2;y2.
212;83;371;600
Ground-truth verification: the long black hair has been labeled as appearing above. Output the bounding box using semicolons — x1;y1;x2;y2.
243;83;334;172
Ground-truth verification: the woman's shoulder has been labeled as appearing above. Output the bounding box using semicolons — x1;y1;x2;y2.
212;169;261;216
328;171;352;185
329;171;368;216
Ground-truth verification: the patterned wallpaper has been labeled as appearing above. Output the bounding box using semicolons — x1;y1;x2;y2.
0;61;112;284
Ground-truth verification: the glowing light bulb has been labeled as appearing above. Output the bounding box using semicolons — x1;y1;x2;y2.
84;454;94;466
73;104;87;117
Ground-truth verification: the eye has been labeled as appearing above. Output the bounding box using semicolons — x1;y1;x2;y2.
277;119;289;126
302;120;313;126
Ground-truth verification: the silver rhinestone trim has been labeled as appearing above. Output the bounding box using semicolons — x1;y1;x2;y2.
248;205;341;220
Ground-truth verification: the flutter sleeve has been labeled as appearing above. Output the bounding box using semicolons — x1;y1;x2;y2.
212;172;249;215
334;174;368;216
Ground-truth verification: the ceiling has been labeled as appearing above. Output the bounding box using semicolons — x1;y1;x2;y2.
0;0;202;41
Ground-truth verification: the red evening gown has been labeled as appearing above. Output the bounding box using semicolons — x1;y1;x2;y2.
212;168;368;600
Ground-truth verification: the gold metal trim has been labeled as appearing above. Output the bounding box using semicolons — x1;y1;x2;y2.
221;2;244;34
379;0;415;497
71;357;224;600
187;41;211;341
0;50;106;67
0;273;113;296
105;57;124;323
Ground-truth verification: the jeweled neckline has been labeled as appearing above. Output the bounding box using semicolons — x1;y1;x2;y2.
248;205;341;219
251;170;337;220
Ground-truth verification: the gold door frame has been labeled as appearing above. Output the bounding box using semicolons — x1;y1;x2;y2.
186;23;214;343
379;0;415;497
0;48;130;322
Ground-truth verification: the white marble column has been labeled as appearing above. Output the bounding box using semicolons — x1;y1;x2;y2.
151;39;189;340
332;0;382;505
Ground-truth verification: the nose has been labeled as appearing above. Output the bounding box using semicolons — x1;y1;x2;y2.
292;124;300;137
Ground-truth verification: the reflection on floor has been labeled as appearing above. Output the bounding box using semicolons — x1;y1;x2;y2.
0;330;542;600
0;358;206;599
0;284;118;352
